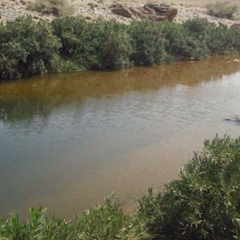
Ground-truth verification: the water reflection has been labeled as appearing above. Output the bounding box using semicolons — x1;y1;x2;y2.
1;55;240;124
0;55;240;218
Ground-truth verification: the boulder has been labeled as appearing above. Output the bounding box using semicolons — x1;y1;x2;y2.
111;4;134;19
110;3;178;21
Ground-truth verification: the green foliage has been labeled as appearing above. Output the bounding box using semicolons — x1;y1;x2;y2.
183;17;240;55
206;1;239;20
0;16;60;80
2;16;240;81
51;16;88;58
52;17;131;70
1;135;240;239
207;23;234;54
138;135;240;239
75;196;148;239
0;207;75;239
0;197;149;240
129;21;166;65
27;0;74;17
79;19;132;70
162;21;209;60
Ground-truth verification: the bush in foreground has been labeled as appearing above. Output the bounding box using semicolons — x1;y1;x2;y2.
1;135;240;239
138;135;240;239
0;196;148;240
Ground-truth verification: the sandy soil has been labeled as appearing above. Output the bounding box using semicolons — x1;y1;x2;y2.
70;0;240;25
0;0;240;26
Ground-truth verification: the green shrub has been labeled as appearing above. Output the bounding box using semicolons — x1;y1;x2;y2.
129;21;167;65
138;135;240;239
162;20;209;60
183;17;240;55
2;16;240;81
206;1;239;20
208;23;233;54
84;20;132;69
81;19;132;70
205;23;240;55
183;17;213;41
0;207;75;240
52;18;131;70
226;27;240;51
51;16;88;71
51;16;88;58
0;197;149;239
27;0;74;17
0;16;61;80
75;196;149;239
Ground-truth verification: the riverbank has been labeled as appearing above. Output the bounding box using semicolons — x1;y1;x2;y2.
1;15;240;81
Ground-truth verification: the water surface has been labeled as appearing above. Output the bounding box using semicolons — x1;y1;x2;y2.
1;55;240;218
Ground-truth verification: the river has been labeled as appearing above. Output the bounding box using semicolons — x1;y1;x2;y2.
1;55;240;218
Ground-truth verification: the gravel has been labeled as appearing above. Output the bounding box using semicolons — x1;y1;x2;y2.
0;0;239;26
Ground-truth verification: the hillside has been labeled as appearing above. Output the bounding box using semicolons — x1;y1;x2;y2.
0;0;240;26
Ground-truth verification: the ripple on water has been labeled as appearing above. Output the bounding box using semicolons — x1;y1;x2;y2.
1;55;240;217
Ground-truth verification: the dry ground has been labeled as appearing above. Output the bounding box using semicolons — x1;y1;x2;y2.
1;0;240;25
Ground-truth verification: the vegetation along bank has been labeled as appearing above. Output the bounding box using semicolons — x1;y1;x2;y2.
1;15;240;81
0;135;240;239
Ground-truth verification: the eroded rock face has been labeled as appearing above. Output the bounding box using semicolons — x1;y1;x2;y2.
110;3;178;21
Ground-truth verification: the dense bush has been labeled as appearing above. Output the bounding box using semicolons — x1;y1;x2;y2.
0;16;60;80
51;16;88;58
129;21;166;65
51;16;89;72
0;197;149;240
183;17;240;55
2;16;240;81
80;19;131;70
206;1;239;20
162;21;209;60
52;18;131;70
138;135;240;239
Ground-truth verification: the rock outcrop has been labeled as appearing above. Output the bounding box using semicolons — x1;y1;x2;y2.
110;3;178;21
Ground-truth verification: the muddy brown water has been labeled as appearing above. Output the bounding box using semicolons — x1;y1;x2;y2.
1;55;240;218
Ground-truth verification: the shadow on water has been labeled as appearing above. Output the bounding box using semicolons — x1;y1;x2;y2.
1;55;240;218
